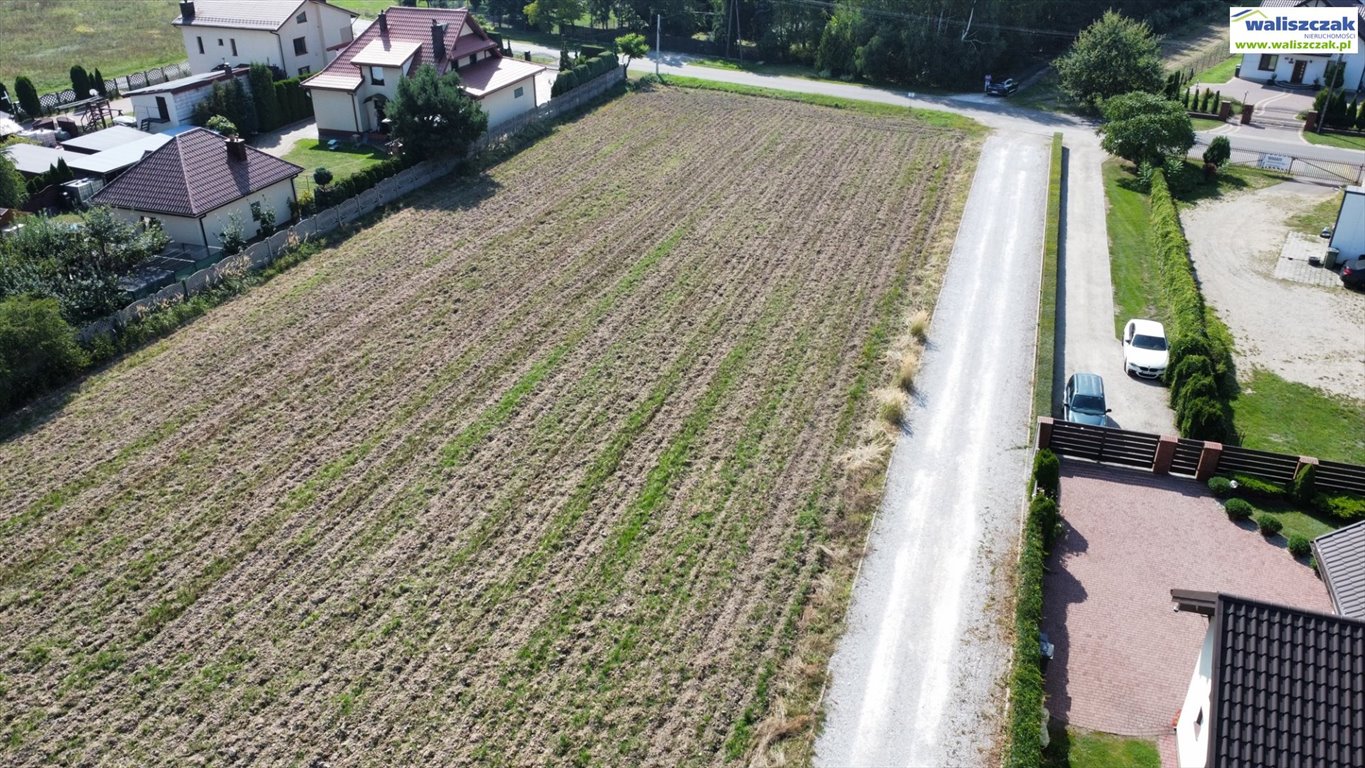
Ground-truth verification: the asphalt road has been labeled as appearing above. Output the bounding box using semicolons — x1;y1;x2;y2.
815;133;1049;768
1196;128;1365;165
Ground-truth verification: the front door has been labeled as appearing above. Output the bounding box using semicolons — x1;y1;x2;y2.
155;96;169;122
1291;60;1307;84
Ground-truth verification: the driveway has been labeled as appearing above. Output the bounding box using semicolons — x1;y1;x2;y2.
1182;181;1365;397
816;131;1049;768
1044;462;1331;749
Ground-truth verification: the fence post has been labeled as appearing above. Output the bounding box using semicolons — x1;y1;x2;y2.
1195;441;1222;481
1153;435;1178;475
1036;417;1054;451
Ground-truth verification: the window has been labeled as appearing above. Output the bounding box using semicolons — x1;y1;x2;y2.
218;38;224;46
514;86;524;99
296;10;307;23
370;66;385;86
230;39;237;57
196;36;204;54
298;65;311;76
293;36;308;55
1258;54;1278;72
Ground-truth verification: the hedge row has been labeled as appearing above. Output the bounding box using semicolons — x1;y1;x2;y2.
303;155;416;213
1005;449;1063;768
551;52;620;98
1208;470;1365;522
1149;170;1234;443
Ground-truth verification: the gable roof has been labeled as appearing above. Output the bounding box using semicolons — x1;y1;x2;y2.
458;56;546;99
303;6;497;93
1173;590;1365;768
1314;520;1365;620
91;128;301;217
173;0;355;30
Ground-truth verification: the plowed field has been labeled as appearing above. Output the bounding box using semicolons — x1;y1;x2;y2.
0;86;977;765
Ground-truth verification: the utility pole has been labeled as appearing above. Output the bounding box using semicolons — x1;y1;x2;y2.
656;14;662;78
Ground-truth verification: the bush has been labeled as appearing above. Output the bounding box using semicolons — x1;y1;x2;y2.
313;167;333;188
1254;513;1283;537
313;154;412;209
1208;475;1233;498
1202;136;1231;167
1292;463;1317;505
0;296;87;412
1029;494;1062;552
1228;472;1287;501
1224;498;1253;520
1033;449;1060;499
15;75;41;118
1314;492;1365;522
1178;395;1228;442
1288;535;1312;559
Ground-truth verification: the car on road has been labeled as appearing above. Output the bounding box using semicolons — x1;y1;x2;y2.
1122;319;1170;379
986;78;1017;96
1342;258;1365;289
1063;373;1110;426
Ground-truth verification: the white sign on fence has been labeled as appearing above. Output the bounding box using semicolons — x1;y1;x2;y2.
1259;153;1293;172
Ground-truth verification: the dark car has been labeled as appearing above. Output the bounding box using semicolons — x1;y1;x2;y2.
986;78;1018;96
1063;372;1110;426
1342;258;1365;289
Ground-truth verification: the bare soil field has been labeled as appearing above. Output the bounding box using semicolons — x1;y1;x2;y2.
0;86;976;765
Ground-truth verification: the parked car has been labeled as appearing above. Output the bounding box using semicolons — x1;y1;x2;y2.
1063;373;1110;426
986;78;1018;96
1320;225;1333;239
1342;258;1365;289
1122;318;1170;379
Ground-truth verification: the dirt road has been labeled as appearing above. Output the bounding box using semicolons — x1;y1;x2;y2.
816;131;1048;767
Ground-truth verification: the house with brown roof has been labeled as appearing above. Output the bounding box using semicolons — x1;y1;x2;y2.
91;128;303;254
1170;590;1365;768
303;6;546;139
174;0;360;79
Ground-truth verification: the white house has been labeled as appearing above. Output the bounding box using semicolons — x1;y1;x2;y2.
1329;185;1365;261
304;6;546;139
1237;0;1365;89
123;66;250;131
174;0;359;79
91;128;302;253
1170;590;1365;768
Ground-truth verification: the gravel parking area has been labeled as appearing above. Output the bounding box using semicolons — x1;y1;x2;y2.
1182;181;1365;398
1043;461;1333;737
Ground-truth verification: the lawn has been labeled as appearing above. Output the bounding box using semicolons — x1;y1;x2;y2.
1102;160;1159;338
1191;117;1225;131
1192;55;1240;84
1044;726;1160;768
0;85;978;765
1301;130;1365;151
1233;368;1365;464
1285;189;1343;238
0;0;183;95
282;140;388;185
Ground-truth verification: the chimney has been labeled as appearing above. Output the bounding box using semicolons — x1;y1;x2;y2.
226;136;247;163
378;10;387;36
179;0;195;22
431;20;447;62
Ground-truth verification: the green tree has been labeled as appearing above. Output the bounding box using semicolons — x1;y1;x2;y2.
92;68;108;97
1055;11;1163;110
525;0;586;31
1099;92;1194;166
248;64;282;132
0;296;86;412
70;65;92;98
1202;136;1231;167
388;64;488;161
0;152;26;208
15;76;41;118
206;115;239;136
313;167;334;188
615;33;648;78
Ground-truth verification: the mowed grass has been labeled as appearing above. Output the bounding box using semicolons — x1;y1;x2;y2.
1192;55;1240;84
282;141;388;183
1301;130;1365;151
1102;160;1159;338
0;86;978;764
1044;727;1160;768
1233;369;1365;464
0;0;183;95
1285;189;1343;238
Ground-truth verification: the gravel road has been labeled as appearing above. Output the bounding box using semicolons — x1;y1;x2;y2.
1182;181;1365;397
815;132;1048;767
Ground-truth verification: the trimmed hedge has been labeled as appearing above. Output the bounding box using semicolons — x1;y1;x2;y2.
1288;535;1312;559
1150;170;1233;443
1315;492;1365;522
1254;513;1283;537
1224;498;1253;520
310;154;416;211
1208;476;1233;498
551;52;621;97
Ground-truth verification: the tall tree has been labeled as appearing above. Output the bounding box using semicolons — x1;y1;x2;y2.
14;76;40;118
1098;92;1194;166
1055;11;1163;110
0;153;27;209
70;65;92;98
248;64;282;132
388;64;488;161
524;0;586;31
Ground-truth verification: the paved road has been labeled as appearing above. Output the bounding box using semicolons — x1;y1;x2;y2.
816;133;1049;768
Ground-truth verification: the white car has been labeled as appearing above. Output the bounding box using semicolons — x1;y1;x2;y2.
1122;319;1169;379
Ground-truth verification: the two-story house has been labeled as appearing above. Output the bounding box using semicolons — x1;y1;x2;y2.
174;0;361;79
303;6;546;139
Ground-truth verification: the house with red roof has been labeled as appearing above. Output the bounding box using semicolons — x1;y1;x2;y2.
303;6;546;139
91;128;303;254
174;0;361;79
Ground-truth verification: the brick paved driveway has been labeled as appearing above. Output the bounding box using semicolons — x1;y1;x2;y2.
1042;461;1332;738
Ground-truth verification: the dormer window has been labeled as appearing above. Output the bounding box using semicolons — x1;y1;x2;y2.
370;66;385;86
296;10;307;23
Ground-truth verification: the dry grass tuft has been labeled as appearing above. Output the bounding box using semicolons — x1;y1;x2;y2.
876;387;906;427
908;309;931;342
897;346;922;391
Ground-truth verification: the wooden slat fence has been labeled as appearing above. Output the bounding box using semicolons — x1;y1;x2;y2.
1170;438;1203;477
1047;422;1159;469
1318;460;1365;496
1216;445;1298;485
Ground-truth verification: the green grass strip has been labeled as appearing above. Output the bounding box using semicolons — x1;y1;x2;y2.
1034;133;1063;420
658;75;985;134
